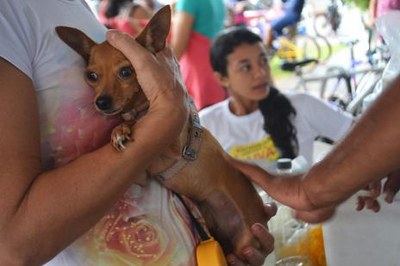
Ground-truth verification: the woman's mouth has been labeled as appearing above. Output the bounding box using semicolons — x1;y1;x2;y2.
252;82;269;91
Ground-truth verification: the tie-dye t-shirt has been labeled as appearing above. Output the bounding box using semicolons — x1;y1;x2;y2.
0;0;198;265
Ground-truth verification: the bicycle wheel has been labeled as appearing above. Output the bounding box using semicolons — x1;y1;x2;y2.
320;66;352;109
346;71;381;115
313;13;333;37
316;35;332;62
294;34;321;62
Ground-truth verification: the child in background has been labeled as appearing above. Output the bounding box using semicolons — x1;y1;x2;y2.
200;26;354;165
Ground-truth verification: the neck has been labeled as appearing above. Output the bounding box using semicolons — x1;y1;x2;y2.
229;98;259;116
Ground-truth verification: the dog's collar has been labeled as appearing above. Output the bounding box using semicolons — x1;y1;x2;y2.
154;101;202;182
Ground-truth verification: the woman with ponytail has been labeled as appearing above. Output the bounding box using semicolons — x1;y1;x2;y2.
200;26;353;165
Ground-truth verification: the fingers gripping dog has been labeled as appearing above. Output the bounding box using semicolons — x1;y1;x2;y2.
56;5;268;260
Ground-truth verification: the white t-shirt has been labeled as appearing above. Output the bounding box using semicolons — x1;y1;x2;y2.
199;92;354;164
0;0;197;265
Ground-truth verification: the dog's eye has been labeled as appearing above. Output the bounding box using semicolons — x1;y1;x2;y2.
118;66;133;79
86;71;98;82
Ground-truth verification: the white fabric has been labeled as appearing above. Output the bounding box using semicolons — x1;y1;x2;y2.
0;0;197;265
199;92;354;164
323;192;400;266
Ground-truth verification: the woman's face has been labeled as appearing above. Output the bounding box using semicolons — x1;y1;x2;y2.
220;42;272;102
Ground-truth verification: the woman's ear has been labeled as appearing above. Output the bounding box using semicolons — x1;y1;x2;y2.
213;72;229;88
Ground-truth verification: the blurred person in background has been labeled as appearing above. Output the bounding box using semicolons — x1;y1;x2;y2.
369;0;400;25
98;0;152;36
200;26;354;165
264;0;305;50
171;0;228;110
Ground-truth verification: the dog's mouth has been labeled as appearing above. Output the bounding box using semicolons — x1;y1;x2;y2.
94;105;123;116
100;108;123;116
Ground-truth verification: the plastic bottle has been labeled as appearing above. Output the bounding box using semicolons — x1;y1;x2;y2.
271;158;312;266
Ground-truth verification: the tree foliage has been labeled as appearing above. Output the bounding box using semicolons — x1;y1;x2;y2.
343;0;370;10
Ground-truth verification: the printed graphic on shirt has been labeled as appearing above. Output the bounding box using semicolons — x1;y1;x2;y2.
70;184;197;265
228;136;280;161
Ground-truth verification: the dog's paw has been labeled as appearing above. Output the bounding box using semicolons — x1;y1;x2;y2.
111;123;133;151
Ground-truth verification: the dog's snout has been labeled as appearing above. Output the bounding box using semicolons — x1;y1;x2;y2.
95;95;113;111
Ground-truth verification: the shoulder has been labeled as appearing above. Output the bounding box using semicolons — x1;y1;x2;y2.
174;0;198;13
284;91;312;106
0;0;38;78
285;91;329;108
199;100;232;130
199;99;229;120
286;91;354;122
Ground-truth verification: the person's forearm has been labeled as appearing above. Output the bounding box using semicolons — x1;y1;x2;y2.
304;75;400;208
369;0;377;19
171;12;193;60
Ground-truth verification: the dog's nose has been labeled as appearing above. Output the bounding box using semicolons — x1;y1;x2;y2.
95;95;113;111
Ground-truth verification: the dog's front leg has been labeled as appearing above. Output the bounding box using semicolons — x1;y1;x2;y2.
111;121;135;152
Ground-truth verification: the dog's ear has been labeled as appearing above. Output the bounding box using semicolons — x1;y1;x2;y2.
56;26;97;63
135;5;171;53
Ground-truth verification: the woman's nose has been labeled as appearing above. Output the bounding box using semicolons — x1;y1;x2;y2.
253;66;268;79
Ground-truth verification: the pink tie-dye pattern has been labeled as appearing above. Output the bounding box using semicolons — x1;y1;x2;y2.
39;85;120;169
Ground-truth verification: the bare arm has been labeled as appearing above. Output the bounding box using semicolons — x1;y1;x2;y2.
228;75;400;222
170;11;194;60
0;31;187;265
369;0;377;20
305;75;400;207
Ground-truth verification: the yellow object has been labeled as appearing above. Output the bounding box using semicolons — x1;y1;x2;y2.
277;224;327;266
196;237;228;266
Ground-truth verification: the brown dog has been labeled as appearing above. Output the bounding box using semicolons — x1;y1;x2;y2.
56;5;267;258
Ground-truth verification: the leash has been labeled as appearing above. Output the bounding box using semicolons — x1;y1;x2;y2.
175;192;227;266
174;192;210;241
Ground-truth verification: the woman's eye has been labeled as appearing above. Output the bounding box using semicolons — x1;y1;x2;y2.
260;56;268;66
118;66;133;79
86;71;98;82
239;64;251;72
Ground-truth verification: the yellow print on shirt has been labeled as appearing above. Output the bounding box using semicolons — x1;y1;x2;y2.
229;136;280;160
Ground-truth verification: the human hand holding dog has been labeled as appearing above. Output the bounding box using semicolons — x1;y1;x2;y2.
226;203;277;266
106;29;188;163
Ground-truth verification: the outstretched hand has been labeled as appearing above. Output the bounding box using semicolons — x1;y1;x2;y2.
227;157;336;223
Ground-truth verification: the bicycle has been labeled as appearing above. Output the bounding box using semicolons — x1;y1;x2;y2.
241;8;331;66
273;24;321;63
320;39;388;114
312;0;343;36
288;40;388;115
